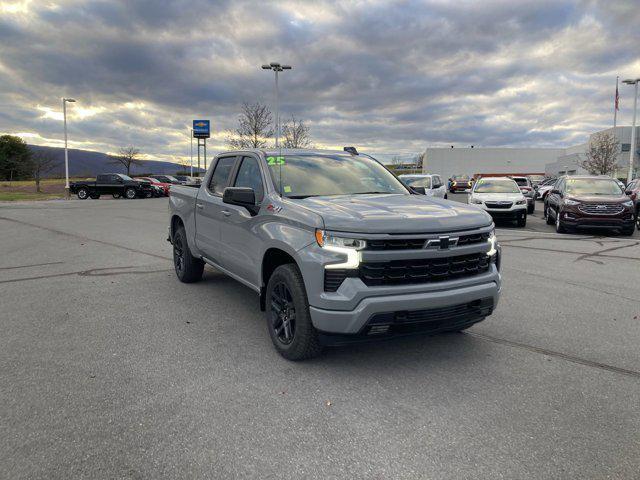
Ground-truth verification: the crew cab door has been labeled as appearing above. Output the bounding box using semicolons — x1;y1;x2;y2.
194;155;238;263
218;155;266;288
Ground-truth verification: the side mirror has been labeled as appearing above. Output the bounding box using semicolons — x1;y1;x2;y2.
625;190;633;196
551;189;560;195
223;187;256;210
411;186;426;195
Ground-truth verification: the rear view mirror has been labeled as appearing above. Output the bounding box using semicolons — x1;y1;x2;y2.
223;187;256;208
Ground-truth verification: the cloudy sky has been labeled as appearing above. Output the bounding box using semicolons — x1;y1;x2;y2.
1;0;640;163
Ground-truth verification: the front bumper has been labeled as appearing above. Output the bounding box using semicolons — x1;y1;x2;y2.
310;274;500;335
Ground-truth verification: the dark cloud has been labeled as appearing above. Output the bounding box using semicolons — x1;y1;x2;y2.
0;0;639;161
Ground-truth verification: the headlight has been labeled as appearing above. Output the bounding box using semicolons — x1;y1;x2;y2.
470;198;483;204
515;199;526;205
487;230;497;257
452;181;457;187
564;199;580;206
622;200;634;208
315;230;365;269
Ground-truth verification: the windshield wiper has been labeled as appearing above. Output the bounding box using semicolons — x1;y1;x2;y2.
353;191;394;195
287;195;316;199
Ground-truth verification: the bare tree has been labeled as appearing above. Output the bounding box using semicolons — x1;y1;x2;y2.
227;102;274;149
110;146;142;176
282;115;312;149
391;155;403;166
415;151;426;170
579;132;620;175
30;150;60;192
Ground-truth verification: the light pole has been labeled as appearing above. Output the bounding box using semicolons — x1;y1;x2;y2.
623;78;640;183
190;128;193;177
62;97;76;199
261;62;292;148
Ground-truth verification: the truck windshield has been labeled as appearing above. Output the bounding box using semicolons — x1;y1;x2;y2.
565;178;622;195
118;174;133;181
475;179;521;193
267;154;409;198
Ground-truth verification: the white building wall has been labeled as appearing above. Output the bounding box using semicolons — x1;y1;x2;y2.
423;147;565;179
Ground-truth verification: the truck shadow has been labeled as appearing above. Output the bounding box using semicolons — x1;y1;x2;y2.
197;268;491;370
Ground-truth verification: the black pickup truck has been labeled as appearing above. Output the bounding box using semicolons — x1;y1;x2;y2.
70;174;153;200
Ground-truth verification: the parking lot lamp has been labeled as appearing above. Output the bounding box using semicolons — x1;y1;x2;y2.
261;63;292;148
62;98;76;199
623;78;640;183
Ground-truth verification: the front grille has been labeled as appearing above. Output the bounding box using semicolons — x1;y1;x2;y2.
366;232;489;251
485;201;513;209
359;253;490;287
578;204;624;215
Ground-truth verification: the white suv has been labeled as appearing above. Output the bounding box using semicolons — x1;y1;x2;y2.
398;174;447;199
468;177;528;227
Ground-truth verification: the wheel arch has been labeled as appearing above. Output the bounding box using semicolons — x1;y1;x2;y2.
260;247;300;311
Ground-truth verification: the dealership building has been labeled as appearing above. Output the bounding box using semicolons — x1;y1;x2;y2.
422;126;639;181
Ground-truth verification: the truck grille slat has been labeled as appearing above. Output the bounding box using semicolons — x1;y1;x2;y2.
366;232;489;250
359;253;490;287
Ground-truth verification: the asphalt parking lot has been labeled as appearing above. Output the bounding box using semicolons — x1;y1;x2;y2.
1;196;639;479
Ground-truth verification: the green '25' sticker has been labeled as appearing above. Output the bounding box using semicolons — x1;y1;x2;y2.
267;156;285;166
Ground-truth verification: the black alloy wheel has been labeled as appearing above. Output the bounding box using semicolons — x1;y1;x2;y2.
173;233;185;276
270;282;296;345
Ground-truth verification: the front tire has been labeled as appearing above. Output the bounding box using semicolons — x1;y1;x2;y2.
77;188;89;200
266;264;322;361
545;205;554;224
124;187;137;199
517;212;527;227
621;226;635;236
172;226;204;283
555;209;566;233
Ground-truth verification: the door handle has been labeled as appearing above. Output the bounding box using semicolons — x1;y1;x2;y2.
222;210;232;217
196;203;204;209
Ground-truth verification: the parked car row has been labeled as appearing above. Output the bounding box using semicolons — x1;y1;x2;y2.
69;173;202;200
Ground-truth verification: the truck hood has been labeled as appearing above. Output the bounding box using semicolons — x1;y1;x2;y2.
294;194;492;233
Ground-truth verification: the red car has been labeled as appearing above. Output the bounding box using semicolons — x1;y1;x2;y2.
448;175;473;193
135;177;171;196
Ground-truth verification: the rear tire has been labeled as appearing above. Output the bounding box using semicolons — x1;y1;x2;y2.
112;193;121;199
124;187;137;199
77;188;89;200
90;194;100;199
266;264;322;361
172;226;204;283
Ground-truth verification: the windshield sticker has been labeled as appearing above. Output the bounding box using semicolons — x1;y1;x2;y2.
283;185;292;193
267;156;285;166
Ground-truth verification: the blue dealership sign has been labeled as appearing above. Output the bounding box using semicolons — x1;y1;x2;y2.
193;120;210;138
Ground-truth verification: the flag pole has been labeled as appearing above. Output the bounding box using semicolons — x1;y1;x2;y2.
614;76;619;128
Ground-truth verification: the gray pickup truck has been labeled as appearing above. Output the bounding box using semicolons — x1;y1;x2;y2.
168;149;501;360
